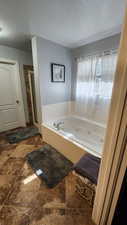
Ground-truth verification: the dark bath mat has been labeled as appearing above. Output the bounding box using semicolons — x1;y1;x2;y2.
26;144;73;188
6;127;39;144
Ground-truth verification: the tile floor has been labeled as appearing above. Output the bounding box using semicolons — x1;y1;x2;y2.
0;130;95;225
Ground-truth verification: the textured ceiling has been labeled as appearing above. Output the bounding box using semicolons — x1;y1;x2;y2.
0;0;126;51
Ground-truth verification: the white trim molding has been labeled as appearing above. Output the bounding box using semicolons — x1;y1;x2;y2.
92;6;127;225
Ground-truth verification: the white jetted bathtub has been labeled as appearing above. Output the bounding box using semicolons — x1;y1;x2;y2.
42;116;106;163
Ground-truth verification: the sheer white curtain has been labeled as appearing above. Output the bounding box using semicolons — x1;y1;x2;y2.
75;51;117;124
101;52;117;98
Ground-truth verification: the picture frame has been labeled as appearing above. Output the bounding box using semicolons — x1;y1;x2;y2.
51;63;65;82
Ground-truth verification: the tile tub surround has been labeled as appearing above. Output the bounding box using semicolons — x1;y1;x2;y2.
42;101;72;123
73;101;109;126
0;130;94;225
42;101;107;127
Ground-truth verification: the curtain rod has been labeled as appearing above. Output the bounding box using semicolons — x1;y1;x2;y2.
74;48;118;61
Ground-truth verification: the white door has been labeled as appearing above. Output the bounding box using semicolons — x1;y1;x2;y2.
0;62;26;132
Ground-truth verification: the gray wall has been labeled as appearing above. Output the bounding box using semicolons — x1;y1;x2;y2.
71;34;121;100
32;34;121;107
34;36;72;105
0;45;33;122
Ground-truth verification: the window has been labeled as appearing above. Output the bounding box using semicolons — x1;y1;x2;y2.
96;57;102;79
75;51;117;123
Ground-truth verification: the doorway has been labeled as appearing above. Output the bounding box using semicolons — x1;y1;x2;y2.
112;168;127;225
28;70;38;126
0;60;26;132
23;65;38;127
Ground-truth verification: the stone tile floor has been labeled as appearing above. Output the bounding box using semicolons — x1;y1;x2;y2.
0;130;95;225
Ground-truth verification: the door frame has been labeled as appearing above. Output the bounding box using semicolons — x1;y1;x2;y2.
23;65;34;125
92;6;127;225
28;70;38;127
107;142;127;225
31;37;42;133
0;58;26;128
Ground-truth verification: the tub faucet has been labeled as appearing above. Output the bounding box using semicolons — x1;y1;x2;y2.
54;121;64;130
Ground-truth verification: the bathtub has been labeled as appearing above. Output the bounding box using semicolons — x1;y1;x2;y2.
42;116;106;163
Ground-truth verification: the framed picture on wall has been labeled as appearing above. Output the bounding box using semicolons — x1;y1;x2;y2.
51;63;65;82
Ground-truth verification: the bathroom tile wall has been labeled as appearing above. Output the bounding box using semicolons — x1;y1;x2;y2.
42;101;72;123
